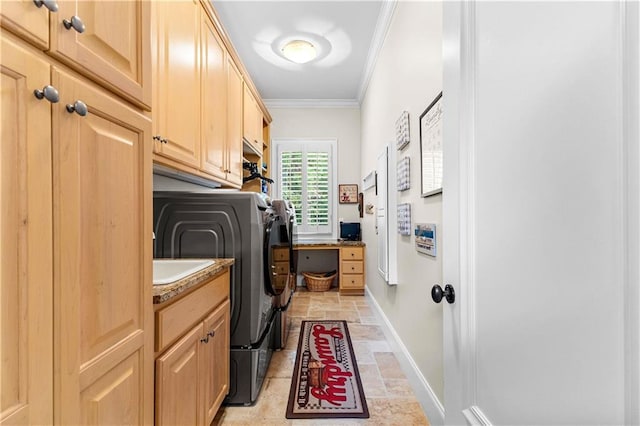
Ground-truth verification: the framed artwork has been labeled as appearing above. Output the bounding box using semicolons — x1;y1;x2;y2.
397;157;410;191
396;110;410;150
339;184;358;204
398;203;411;235
419;92;443;197
415;223;437;256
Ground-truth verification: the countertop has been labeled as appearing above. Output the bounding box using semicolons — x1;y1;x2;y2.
293;239;366;248
152;258;234;304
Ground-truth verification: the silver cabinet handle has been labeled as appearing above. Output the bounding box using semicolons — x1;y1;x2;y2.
33;0;58;12
200;336;209;344
152;135;168;144
66;100;87;116
207;331;215;338
63;15;85;33
33;85;59;103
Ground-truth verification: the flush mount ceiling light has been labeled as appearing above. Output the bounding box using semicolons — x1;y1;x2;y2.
281;40;317;64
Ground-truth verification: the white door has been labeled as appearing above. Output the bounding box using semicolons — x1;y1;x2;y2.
442;1;639;425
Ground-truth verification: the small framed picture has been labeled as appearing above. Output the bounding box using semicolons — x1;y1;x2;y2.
339;184;358;204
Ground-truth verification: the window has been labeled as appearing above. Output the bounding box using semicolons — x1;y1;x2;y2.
273;139;337;238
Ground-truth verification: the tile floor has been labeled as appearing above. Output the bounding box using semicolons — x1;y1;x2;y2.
213;288;430;425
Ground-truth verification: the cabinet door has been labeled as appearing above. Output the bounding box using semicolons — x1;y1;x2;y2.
200;13;226;180
226;57;243;186
0;0;49;49
201;300;230;426
49;0;150;108
242;84;256;148
0;33;52;426
156;323;204;426
153;0;200;168
52;68;153;425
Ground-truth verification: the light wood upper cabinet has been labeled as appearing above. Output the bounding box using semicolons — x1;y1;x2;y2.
200;11;226;181
0;32;53;426
1;0;151;109
48;1;151;109
242;84;263;155
226;57;243;186
52;67;153;425
0;0;50;49
152;0;201;168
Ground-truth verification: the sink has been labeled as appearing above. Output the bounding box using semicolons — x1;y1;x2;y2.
153;259;215;285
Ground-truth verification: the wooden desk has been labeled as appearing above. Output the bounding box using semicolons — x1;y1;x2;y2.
273;241;366;295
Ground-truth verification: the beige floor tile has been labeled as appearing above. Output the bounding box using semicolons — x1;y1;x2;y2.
383;379;415;398
374;353;405;379
346;324;386;341
215;288;429;426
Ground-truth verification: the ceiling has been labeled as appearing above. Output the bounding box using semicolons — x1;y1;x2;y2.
212;1;395;106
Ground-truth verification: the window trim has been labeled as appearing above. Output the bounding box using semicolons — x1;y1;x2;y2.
272;138;338;240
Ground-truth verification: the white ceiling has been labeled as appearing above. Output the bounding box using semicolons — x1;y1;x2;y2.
212;1;394;106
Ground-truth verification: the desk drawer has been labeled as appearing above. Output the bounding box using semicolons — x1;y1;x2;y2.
341;261;363;274
341;247;363;260
274;248;289;261
156;271;229;353
340;274;364;289
274;262;289;275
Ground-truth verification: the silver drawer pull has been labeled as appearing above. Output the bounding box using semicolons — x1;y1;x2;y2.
33;85;59;103
33;0;58;12
66;100;88;116
63;15;85;33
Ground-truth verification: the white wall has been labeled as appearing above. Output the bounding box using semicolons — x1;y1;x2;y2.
360;0;444;407
269;107;361;224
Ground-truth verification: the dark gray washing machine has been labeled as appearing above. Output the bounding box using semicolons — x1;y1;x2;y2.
271;199;298;350
153;191;288;405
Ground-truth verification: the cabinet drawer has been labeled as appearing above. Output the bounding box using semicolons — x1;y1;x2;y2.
341;247;363;260
341;261;363;274
340;274;364;289
274;262;289;275
273;248;289;261
156;271;229;352
273;274;288;290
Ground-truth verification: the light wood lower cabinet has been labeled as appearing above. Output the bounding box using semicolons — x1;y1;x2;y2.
52;66;153;425
1;30;153;426
155;270;231;426
339;247;366;295
0;32;53;426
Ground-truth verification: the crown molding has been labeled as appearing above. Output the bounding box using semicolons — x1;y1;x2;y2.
357;0;398;103
263;99;360;109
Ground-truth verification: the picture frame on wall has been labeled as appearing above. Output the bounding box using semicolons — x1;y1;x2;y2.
396;110;410;150
397;157;410;191
419;92;443;197
339;184;358;204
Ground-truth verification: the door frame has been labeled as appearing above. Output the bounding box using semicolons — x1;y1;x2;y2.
442;1;640;424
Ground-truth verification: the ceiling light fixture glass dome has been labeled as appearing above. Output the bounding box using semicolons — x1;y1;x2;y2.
281;40;317;64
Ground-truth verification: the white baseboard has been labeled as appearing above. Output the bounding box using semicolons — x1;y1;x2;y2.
365;287;445;425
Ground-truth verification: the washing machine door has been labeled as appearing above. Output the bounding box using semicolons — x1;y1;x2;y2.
263;214;286;296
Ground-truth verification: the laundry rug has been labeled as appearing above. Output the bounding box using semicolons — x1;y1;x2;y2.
286;320;369;419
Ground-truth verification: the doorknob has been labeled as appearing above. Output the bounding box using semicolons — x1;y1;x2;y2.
431;284;455;304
